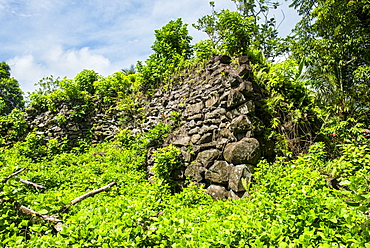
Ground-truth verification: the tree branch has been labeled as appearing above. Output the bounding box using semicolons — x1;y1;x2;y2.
14;202;63;232
14;202;62;223
58;181;117;213
1;168;27;183
19;178;46;189
12;181;117;232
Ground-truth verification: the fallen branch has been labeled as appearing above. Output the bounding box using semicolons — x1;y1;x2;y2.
14;202;63;232
12;181;117;232
19;178;46;189
1;168;27;183
14;202;62;223
58;181;117;213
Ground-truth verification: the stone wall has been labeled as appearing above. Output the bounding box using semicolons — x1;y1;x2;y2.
24;100;124;146
23;55;274;199
144;55;274;200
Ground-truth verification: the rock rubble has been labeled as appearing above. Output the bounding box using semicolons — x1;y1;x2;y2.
23;54;274;199
145;55;273;198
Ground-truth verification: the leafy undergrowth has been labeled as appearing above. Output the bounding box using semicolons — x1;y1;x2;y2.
1;138;370;247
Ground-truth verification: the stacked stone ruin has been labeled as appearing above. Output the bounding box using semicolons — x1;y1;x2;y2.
23;55;274;200
25;99;122;146
145;55;273;200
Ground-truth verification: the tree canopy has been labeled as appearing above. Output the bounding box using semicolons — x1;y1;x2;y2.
137;18;193;91
290;0;370;122
193;1;287;59
0;62;24;115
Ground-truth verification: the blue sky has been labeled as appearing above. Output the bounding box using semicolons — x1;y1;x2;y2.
0;0;300;93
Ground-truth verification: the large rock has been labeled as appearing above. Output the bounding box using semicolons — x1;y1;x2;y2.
228;190;241;200
230;115;253;134
205;161;233;184
199;141;217;150
228;100;255;117
227;89;246;109
189;126;200;135
219;128;237;142
204;108;227;120
198;125;218;135
198;133;213;144
184;162;206;182
196;149;221;168
223;138;261;165
185;102;204;116
237;81;254;97
172;135;191;146
205;93;220;108
188;113;203;121
190;134;201;144
206;185;228;200
228;164;252;192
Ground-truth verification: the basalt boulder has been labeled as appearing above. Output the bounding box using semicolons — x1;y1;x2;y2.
223;138;261;165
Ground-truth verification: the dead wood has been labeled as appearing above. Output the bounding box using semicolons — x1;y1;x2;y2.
14;202;62;223
1;168;27;183
19;178;46;189
12;181;116;232
14;202;63;232
58;181;117;213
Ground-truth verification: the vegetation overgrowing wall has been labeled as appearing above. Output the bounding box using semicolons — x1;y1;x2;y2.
14;53;320;199
1;0;370;245
1;54;369;246
144;54;269;198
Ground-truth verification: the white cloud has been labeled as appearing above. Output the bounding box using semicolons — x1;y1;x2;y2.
7;54;45;93
7;46;116;94
42;46;111;75
1;0;299;94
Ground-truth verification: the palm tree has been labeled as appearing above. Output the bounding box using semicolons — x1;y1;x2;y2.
121;65;136;75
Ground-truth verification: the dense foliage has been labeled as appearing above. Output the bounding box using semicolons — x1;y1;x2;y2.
1;0;370;246
1;127;370;247
137;18;193;91
0;62;24;115
250;53;320;157
193;1;287;59
290;0;370;123
29;71;136;112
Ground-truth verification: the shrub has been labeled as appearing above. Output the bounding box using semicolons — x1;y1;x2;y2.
94;72;133;102
194;40;217;61
0;109;28;144
137;18;193;91
74;69;100;94
152;144;183;187
13;132;47;161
